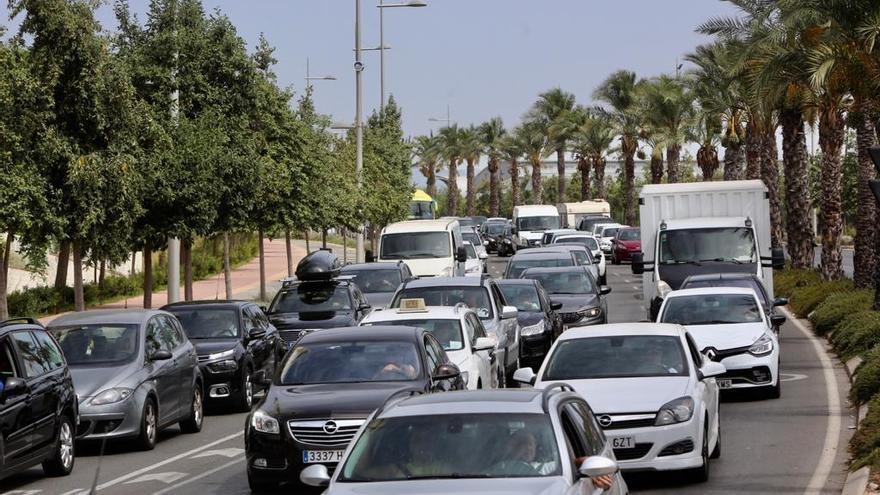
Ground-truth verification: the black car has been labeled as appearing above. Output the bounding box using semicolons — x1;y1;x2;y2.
0;318;77;480
481;220;508;253
521;266;611;327
267;251;372;348
162;301;284;411
496;279;563;370
504;251;575;279
245;325;464;491
339;261;414;308
680;272;788;332
577;215;616;232
497;225;518;257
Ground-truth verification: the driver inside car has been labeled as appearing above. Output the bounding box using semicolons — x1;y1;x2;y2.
374;345;418;380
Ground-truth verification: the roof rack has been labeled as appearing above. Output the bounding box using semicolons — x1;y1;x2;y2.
541;382;576;413
0;317;43;329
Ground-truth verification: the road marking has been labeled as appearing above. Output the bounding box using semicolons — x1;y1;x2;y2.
191;447;244;459
623;279;631;283
782;307;842;495
4;491;42;495
151;456;244;495
94;431;243;491
60;490;88;495
124;472;188;485
632;285;639;290
780;373;808;382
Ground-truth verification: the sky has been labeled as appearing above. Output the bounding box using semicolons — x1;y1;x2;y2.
3;0;741;139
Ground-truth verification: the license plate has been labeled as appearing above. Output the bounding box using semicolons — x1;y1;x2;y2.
302;450;345;464
718;379;733;389
611;436;635;449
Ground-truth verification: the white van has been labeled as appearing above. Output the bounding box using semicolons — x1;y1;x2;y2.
512;205;560;249
378;218;468;277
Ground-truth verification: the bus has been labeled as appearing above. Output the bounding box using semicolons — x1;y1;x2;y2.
408;189;436;220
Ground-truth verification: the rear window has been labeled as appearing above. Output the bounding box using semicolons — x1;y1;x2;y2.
507;258;573;278
391;287;494;320
681;279;768;307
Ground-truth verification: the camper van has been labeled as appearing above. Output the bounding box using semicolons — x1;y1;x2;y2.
557;199;611;228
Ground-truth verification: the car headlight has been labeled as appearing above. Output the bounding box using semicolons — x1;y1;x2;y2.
655;280;673;299
251;410;280;435
90;388;134;406
579;307;602;319
749;334;774;356
207;349;235;361
520;322;545;336
654;396;694;426
207;359;239;373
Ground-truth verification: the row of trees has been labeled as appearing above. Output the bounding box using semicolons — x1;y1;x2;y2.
414;0;880;298
0;0;412;319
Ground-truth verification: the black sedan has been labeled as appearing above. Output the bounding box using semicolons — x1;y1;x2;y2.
163;301;283;411
521;266;611;328
339;261;414;308
496;279;563;370
245;326;464;491
481;220;508;253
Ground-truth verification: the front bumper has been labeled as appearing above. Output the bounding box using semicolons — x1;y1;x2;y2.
614;248;637;261
199;362;244;401
520;332;553;361
602;416;703;471
716;351;779;390
76;394;144;440
561;312;605;329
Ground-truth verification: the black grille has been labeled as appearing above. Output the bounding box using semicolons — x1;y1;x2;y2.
560;312;581;324
659;439;695;457
614;443;653;461
278;329;307;345
720;366;772;385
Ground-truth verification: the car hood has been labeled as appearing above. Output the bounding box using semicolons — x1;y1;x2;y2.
556;377;690;414
70;363;139;400
516;311;545;328
327;478;571;495
262;382;424;419
617;240;640;250
548;294;600;313
446;349;471;369
399;258;455;278
519;231;544;241
192;339;240;356
269;312;356;330
684;322;768;351
363;292;394;309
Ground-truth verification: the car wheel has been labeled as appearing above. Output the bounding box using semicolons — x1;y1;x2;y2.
768;377;781;399
42;414;75;477
234;368;255;412
497;353;508;388
599;274;607;286
247;470;278;493
477;378;482;390
710;411;721;459
137;398;158;451
180;385;204;433
689;423;710;483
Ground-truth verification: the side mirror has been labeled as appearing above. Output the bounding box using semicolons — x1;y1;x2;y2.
1;377;27;402
773;297;788;307
300;464;331;487
770;314;787;327
359;303;372;313
433;363;461;381
511;227;518;235
593;255;602;263
472;337;495;353
512;367;537;386
248;327;267;340
478;252;489;260
501;305;519;319
550;301;563;311
578;456;619;479
456;246;468;263
699;361;727;380
771;246;785;270
150;349;173;361
631;252;645;274
599;286;612;296
365;250;375;263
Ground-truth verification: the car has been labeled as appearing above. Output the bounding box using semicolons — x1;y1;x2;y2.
161;300;284;411
553;233;607;283
361;300;498;390
520;266;611;327
299;388;628;494
48;310;203;450
515;323;724;482
657;287;781;398
461;226;490;259
481;219;509;253
577;215;616;233
245;325;465;492
526;245;601;285
0;318;77;480
387;276;521;387
539;228;578;247
267;251;373;349
497;224;518;257
679;272;788;333
497;279;563;369
503;251;575;279
339;261;414;308
463;241;488;277
611;227;641;265
594;224;625;254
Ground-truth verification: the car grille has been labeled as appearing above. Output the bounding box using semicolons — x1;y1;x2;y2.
197;355;211;363
614;442;653;461
278;329;311;346
560;312;581;324
720;366;772;385
288;419;365;447
595;413;657;430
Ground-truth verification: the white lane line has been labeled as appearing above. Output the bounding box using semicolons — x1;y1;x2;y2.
150;456;244;495
95;431;243;491
191;447;244;459
124;472;188;485
780;373;809;382
632;285;639;290
782;308;842;495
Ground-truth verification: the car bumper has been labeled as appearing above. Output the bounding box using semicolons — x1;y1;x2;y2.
246;426;354;484
199;364;244;401
605;418;703;471
520;333;552;360
76;396;144;440
614;249;637;261
717;351;779;390
563;315;605;329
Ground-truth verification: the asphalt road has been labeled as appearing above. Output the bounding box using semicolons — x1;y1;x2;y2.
0;255;853;495
813;248;854;279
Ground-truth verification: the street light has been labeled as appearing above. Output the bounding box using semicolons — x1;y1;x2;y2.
376;0;427;110
305;57;336;91
428;105;452;126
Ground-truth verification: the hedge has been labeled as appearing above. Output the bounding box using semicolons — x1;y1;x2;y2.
789;279;855;316
830;311;880;360
850;393;880;470
774;268;822;298
809;290;873;336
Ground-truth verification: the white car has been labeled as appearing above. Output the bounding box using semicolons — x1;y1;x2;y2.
594;223;624;254
360;301;498;390
463;241;487;277
553;234;606;283
461;227;490;259
515;323;724;481
657;287;781;398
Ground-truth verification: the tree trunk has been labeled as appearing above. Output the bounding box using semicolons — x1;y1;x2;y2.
780;108;814;269
530;158;543;204
258;230;266;301
697;145;719;181
305;231;310;253
0;230;12;320
223;231;233;299
143;240;153;309
855;110;878;288
99;260;106;286
285;230;294;277
556;148;566;202
666;145;680;183
447;158;459;215
818;105;845;281
54;239;70;290
426;165;437;199
578;156;591;200
622;140;637;225
72;239;84;312
510;158;520;207
723;142;743;181
650;149;664;184
488;158;500;217
593;156;607;199
744;121;761;180
466;157;476;215
183;239;193;301
322;228;327;249
760;128;784;248
131;249;137;276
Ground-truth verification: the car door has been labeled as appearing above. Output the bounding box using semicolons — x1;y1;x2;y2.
686;332;719;445
30;330;67;448
426;335;461;391
0;334;35;470
491;282;518;365
539;285;563;339
145;317;180;424
164;315;197;419
8;331;55;454
560;401;626;495
243;305;271;378
465;314;493;388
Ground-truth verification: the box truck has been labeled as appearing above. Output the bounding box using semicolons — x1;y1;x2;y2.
557;199;611;228
631;180;784;320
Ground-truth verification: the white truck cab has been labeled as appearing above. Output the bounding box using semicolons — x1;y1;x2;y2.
378;218;468;277
512;205;560;249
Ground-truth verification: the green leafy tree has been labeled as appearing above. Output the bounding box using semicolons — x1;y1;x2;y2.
532;88;577;201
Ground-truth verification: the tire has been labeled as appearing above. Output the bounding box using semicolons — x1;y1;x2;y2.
497;351;508;388
247;470;278;493
710;411;721;459
599;274;607;286
137;398;158;451
689;423;710;483
42;414;75;477
234;367;255;412
768;379;781;399
180;384;204;433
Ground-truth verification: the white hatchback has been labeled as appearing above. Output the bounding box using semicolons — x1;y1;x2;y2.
657;287;781;398
515;323;724;481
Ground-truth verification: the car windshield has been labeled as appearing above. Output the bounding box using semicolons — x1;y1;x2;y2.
465;243;477;259
659;227;757;264
556;236;599;251
681;279;769;307
507;258;573;278
498;285;542;312
167;308;240;339
280;341;421;384
660;294;763;325
485;223;506;235
271;284;352;313
516;216;560;231
602;228;620;238
543;336;688;379
339;414;561;482
462;232;481;246
367;319;465;351
523;270;595;295
458;218;476;228
341;269;402;293
410;201;434;220
391;287;494;320
50;324;139;365
618;229;640;241
381;232;450;259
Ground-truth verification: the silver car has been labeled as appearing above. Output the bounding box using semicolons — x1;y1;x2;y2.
300;388;628;494
48;310;204;450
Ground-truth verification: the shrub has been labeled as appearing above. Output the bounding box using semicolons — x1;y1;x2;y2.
810;290;873;335
775;269;821;298
850;394;880;470
789;279;854;317
830;311;880;360
851;346;880;404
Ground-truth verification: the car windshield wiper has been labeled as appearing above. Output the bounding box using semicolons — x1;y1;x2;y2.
700;257;746;264
405;473;493;480
660;260;702;266
402;253;442;259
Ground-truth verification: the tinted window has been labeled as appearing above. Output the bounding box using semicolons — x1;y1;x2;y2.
462;232;482;246
367;319;465;351
498;284;542;312
681;279;769;307
271;284;353;313
340;269;402;293
381;232;451;259
424;337;440;372
146;318;169;354
659;227;757;263
572;250;590;266
281;341;421;384
523;270;595;295
544;336;688;379
468;314;487;339
507;258;573;278
485;223;506;235
11;331;49;377
391;287;494;320
618;229;640;241
660;294;763;325
465;243;477;259
159;316;183;349
169;308;241;339
0;339;19;378
516;216;559;231
32;331;65;370
566;403;603;456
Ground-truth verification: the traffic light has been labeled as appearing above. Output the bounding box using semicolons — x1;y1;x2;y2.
870;145;880;203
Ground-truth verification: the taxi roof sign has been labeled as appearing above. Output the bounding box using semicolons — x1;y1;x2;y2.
398;298;428;313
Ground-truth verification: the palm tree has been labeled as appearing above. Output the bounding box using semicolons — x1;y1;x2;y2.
572;114;616;199
593;70;642;224
438;125;462;215
640;75;694;183
690;111;721;181
413;134;441;198
501;132;524;207
459;126;483;216
479;117;507;217
517;121;549;204
533;88;577;201
569;116;593;200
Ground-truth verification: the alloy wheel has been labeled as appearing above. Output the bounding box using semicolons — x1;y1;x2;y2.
59;421;74;470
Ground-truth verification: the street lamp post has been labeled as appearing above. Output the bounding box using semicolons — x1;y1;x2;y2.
305;57;336;90
428;105;451;126
376;0;426;110
355;0;365;263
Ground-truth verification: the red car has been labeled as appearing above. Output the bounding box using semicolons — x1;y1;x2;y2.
611;227;641;264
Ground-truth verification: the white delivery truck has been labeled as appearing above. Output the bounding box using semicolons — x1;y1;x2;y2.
512;205;561;249
557;199;611;228
631;180;784;320
378;218;468;277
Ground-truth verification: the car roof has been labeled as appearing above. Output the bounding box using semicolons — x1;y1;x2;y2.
522;266;588;275
162;300;250;310
510;251;571;260
496;279;539;287
684;272;759;282
380;389;549;417
0;318;46;334
558;322;686;341
48;309;165;327
383;218;458;233
530;245;588;254
556;233;595;238
667;287;757;297
400;277;486;288
341;262;403;271
298;325;422;344
362;305;467;322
